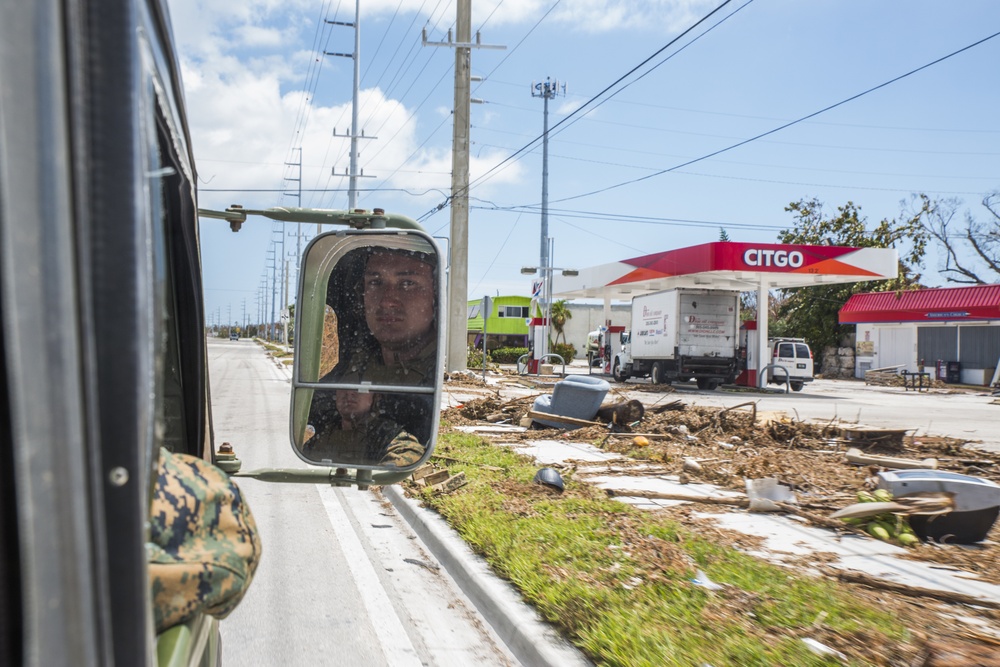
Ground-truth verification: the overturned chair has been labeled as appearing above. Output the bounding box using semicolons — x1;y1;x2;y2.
531;375;611;430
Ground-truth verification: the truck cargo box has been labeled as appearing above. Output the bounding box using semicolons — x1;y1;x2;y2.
630;289;739;361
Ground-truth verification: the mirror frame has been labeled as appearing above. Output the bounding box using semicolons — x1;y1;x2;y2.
289;228;444;472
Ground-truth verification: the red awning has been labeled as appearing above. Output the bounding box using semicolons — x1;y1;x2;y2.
839;284;1000;324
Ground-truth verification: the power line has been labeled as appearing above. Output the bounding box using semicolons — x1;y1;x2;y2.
417;0;742;222
548;28;1000;206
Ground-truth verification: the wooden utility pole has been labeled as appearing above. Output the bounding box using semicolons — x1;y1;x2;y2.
422;2;503;372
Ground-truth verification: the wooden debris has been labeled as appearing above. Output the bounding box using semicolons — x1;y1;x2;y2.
411;464;436;482
922;639;1000;666
820;567;1000;610
526;409;604;429
838;425;909;450
429;471;467;494
423;469;451;486
652;400;686;414
830;493;955;520
845;447;937;470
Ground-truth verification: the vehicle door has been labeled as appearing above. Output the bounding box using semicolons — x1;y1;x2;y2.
794;342;814;379
772;341;797;381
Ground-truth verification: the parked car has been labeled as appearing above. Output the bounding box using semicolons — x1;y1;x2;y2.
767;338;814;391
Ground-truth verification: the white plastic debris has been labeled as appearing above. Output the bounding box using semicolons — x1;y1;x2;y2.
801;638;846;661
745;477;797;513
690;569;725;591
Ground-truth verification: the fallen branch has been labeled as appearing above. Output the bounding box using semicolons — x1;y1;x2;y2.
720;401;757;424
773;502;870;536
526;409;604;428
845;447;938;470
606;489;748;506
820;567;1000;610
603;490;838;513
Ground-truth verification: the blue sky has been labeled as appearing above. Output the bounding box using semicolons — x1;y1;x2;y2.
165;0;1000;328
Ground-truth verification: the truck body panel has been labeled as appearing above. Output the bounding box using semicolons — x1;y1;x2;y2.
615;289;740;389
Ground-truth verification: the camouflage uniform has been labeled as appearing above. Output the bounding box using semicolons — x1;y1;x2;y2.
305;339;437;467
148;447;262;632
333;337;438;387
302;407;425;467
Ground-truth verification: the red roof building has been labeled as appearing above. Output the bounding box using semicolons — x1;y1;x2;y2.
839;284;1000;385
840;284;1000;324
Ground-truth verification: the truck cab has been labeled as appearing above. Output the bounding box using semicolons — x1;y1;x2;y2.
767;338;814;391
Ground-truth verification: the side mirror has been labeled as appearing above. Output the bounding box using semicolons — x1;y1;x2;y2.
290;229;443;472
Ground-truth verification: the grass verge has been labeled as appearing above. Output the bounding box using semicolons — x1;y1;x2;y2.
416;431;917;667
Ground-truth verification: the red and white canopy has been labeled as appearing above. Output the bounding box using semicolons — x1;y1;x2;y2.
553;241;898;299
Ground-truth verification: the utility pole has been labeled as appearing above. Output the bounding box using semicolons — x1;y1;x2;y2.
531;78;564;274
423;0;504;372
267;246;277;341
531;78;564;364
284;148;303;347
325;0;376;216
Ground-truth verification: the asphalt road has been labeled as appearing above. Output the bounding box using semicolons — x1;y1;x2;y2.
208;338;515;667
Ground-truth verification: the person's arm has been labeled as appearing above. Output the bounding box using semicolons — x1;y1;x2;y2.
378;430;425;467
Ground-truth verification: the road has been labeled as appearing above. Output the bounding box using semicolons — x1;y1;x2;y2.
208;338;515;666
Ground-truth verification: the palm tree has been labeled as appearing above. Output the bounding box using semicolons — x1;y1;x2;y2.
549;299;572;345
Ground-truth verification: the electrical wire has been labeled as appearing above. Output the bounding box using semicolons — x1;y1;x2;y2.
416;0;742;222
548;29;1000;206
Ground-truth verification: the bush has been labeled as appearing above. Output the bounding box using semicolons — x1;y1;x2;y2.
467;347;494;368
550;342;577;362
489;347;529;364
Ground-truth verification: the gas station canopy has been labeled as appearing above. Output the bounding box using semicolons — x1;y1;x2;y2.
553;241;899;299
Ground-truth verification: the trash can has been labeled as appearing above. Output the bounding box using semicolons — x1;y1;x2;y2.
946;361;960;383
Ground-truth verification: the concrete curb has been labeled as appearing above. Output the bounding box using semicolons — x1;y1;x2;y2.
383;485;592;667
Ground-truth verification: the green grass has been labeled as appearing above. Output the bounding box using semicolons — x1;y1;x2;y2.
419;432;914;667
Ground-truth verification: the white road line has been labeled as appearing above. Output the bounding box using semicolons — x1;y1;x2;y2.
318;486;422;667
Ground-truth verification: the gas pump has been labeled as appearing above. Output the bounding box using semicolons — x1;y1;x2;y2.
736;320;759;386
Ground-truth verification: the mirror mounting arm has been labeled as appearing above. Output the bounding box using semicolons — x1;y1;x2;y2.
232;467;413;489
197;206;424;232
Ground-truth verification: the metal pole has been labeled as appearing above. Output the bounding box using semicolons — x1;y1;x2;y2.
446;0;472;372
269;249;277;342
540;90;550;272
348;0;360;209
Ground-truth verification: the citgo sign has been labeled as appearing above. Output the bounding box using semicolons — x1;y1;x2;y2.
742;248;804;268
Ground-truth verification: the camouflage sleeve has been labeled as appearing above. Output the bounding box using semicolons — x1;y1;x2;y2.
148;447;262;632
378;430;426;468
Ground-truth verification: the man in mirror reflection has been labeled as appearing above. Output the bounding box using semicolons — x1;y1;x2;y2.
303;246;438;467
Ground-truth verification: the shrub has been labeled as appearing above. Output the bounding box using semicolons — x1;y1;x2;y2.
489;347;529;364
550;342;577;362
467;347;494;368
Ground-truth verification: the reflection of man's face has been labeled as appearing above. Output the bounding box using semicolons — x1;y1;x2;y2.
335;389;374;424
363;251;435;359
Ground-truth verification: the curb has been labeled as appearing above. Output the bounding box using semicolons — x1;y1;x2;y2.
383;485;592;667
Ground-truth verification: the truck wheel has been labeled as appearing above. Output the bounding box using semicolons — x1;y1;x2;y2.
696;378;721;391
650;362;663;385
790;381;804;392
696;378;710;390
612;359;627;383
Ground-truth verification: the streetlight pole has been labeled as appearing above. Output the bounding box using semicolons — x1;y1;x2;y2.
521;248;577;375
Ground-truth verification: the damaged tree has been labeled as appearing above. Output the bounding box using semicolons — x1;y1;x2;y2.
917;191;1000;284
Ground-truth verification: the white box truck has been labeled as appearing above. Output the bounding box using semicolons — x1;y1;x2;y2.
612;289;740;390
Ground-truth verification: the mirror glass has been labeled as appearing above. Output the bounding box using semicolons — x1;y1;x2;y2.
291;229;442;470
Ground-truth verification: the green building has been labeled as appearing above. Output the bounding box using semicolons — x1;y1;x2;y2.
467;296;533;349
